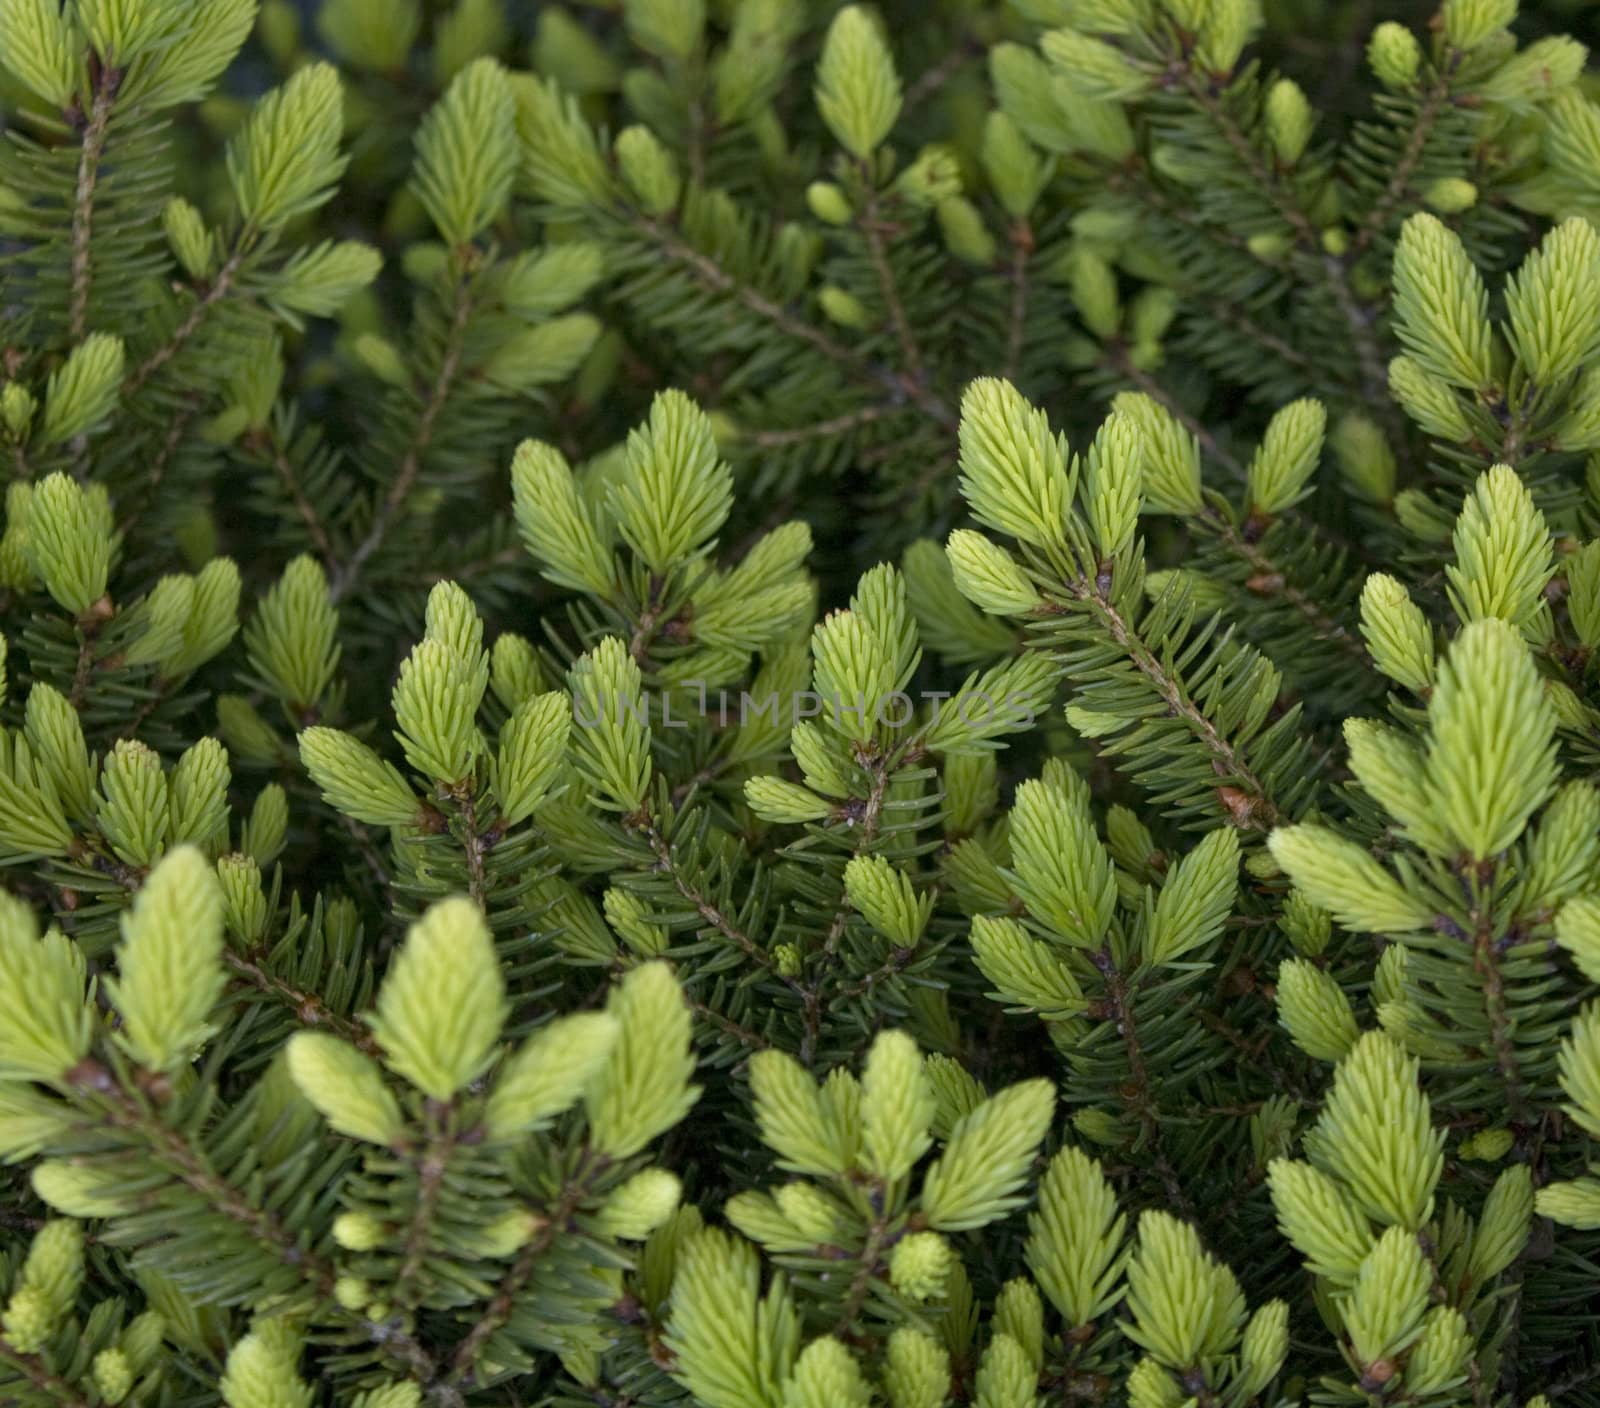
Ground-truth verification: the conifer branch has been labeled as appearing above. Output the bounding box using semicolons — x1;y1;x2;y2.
331;277;476;602
223;948;379;1054
125;247;247;395
69;68;119;342
66;1062;437;1378
264;430;338;564
1003;223;1032;383
117;398;201;536
442;1170;598;1387
1107;346;1246;478
859;183;926;388
1351;71;1459;254
1077;587;1285;830
1203;510;1370;666
1471;897;1533;1127
394;1123;457;1313
0;1337;93;1408
634;216;958;430
3;8;1595;1400
748;406;890;447
1203;297;1318;378
641;821;777;974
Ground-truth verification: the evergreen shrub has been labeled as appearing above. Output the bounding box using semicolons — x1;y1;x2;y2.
5;0;1600;1403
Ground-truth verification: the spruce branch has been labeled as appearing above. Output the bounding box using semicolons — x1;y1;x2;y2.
1089;944;1196;1221
265;428;339;565
331;275;476;603
1072;584;1288;831
64;1060;440;1379
440;1165;600;1388
1003;221;1033;384
68;66;120;342
858;179;928;390
393;1116;458;1315
0;1335;93;1408
222;947;379;1055
123;245;248;395
1350;67;1463;254
633;215;959;431
747;406;891;448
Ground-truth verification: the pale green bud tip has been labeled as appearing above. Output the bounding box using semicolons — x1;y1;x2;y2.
1483;36;1586;105
333;1212;387;1249
615;125;681;217
1388;355;1472;442
957;376;1069;547
369;896;507;1100
815;6;902;158
220;1334;313;1408
937;197;997;265
91;1349;134;1404
860;1029;934;1181
119;1312;164;1369
625;0;704;60
471;1208;541;1257
1;1285;54;1354
163;198;213;279
1239;1301;1290;1392
884;1329;950;1408
483;1008;619;1142
775;1181;840;1241
1265;79;1314;164
806;181;853;225
31;1160;131;1217
889;1231;954;1301
1360;571;1434;691
285;1032;404;1145
490;632;544;708
844;853;932;946
603;886;666;957
597;1167;682;1239
219;694;281;762
1067;246;1119;339
1249;397;1327;515
298;727;421;828
1556;894;1600;983
1535;1179;1600;1229
1041;28;1149;101
1127;1358;1182;1408
1460;1127;1516;1161
1424;177;1478;213
40;334;126;446
1442;0;1517;51
946;529;1038;615
1;382;37;438
746;775;833;824
1276;957;1359;1062
1267;823;1436;934
0;0;77;106
231;62;347;232
1368;21;1422;88
112;845;226;1074
1247;230;1292;261
896;144;963;207
1330;413;1396;503
25;472;113;613
819;285;870;329
787;1336;872;1406
334;1277;371;1310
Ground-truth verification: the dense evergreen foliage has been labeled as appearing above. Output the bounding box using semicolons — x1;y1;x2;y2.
5;0;1600;1404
